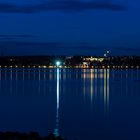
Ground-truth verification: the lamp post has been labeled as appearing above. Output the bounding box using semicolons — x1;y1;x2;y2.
56;61;61;67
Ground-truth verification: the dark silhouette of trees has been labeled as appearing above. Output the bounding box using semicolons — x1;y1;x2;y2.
0;132;65;140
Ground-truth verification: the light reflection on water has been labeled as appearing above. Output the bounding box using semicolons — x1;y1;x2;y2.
54;68;60;137
0;68;140;140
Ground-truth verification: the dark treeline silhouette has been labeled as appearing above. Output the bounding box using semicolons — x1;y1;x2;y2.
0;131;64;140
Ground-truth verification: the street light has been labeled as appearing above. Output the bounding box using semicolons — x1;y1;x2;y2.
56;61;61;67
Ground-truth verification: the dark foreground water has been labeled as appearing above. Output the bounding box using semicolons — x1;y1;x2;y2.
0;68;140;140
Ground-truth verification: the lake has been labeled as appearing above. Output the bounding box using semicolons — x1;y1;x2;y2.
0;68;140;140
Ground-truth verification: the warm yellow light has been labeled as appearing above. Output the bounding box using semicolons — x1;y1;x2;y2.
49;66;53;68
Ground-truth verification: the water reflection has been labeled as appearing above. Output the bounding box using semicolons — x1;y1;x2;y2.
103;69;110;115
2;68;138;100
82;69;110;115
90;69;93;103
0;68;110;111
0;68;140;140
54;68;60;136
10;69;13;95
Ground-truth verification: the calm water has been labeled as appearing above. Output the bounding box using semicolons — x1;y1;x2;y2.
0;68;140;140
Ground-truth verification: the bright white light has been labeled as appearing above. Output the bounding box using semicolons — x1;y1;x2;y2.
56;61;61;66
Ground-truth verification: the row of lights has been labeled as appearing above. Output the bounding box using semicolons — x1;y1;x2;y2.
0;61;139;69
0;65;59;68
0;66;139;69
72;65;140;69
0;61;62;68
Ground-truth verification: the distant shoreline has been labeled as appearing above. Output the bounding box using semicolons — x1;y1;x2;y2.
0;55;139;69
0;66;139;69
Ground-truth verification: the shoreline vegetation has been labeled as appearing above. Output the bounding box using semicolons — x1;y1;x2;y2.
0;132;65;140
0;55;140;69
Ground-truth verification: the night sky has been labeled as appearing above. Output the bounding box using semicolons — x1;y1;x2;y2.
0;0;140;56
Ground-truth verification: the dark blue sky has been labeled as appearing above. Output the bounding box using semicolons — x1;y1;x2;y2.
0;0;140;56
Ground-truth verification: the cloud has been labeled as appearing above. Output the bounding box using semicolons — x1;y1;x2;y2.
115;47;140;52
0;34;36;41
0;34;35;38
0;1;126;13
0;41;101;55
0;41;140;56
